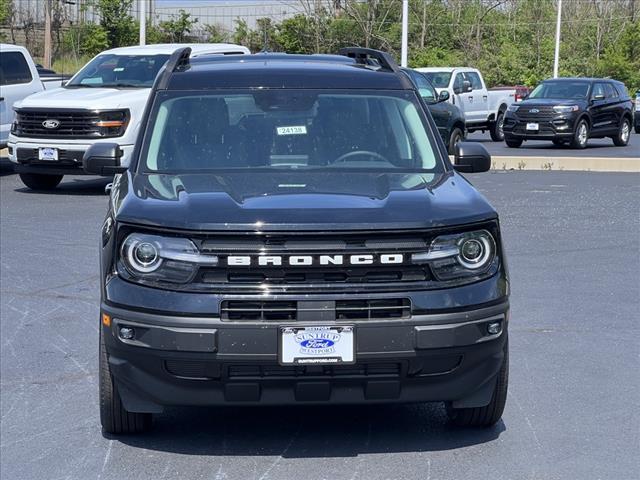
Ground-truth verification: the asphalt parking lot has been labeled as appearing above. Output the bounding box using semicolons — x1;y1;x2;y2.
1;169;639;480
469;130;640;158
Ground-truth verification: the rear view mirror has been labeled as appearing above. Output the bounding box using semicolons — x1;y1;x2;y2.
83;143;127;176
438;90;450;102
453;142;491;173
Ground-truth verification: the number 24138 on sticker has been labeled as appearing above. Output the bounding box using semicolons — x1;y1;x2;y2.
277;126;307;135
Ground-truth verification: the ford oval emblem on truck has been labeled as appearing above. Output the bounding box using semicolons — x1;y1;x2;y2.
42;119;60;129
529;108;539;114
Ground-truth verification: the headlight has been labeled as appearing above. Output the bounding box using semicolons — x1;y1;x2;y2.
552;105;579;113
411;230;497;281
120;233;217;284
507;104;519;112
97;110;129;137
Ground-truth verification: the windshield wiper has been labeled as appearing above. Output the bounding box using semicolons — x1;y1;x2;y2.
101;83;144;88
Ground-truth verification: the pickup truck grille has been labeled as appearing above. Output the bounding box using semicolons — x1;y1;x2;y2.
13;109;128;139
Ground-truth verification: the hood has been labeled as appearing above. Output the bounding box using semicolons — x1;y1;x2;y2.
112;171;497;231
518;97;586;107
15;87;150;110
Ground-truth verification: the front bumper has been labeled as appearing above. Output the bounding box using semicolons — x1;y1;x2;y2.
7;137;134;175
101;300;509;412
503;112;577;140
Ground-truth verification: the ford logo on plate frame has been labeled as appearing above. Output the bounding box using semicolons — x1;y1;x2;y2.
42;119;60;129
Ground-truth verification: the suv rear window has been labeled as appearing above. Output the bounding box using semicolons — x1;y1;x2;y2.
0;51;33;86
142;90;442;173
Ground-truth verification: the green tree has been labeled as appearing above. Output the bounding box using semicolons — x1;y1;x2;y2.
159;9;198;43
63;23;109;57
204;24;229;43
93;0;137;48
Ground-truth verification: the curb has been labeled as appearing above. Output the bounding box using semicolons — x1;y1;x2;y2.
490;156;640;173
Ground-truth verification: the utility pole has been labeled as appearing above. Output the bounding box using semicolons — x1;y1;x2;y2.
553;0;562;78
44;0;52;68
401;0;408;67
139;0;146;46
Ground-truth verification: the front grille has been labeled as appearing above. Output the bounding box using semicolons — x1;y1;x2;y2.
220;298;411;321
194;231;436;293
13;109;127;139
515;106;556;121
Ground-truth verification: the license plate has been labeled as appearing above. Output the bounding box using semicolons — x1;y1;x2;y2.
526;122;539;131
38;147;58;161
280;326;354;365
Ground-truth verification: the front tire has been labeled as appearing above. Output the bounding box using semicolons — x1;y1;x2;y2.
446;341;509;428
448;127;464;155
570;119;589;149
505;137;523;148
612;118;631;146
99;328;152;435
490;112;505;141
19;173;63;190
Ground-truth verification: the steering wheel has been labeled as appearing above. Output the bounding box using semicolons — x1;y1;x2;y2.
334;150;389;164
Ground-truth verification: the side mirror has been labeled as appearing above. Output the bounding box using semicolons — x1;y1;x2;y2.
591;93;605;102
61;80;67;87
438;90;450;102
82;143;127;176
453;142;491;173
463;80;473;93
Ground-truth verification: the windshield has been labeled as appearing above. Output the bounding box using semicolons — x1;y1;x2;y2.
141;90;443;173
529;81;591;100
422;72;452;88
67;54;170;88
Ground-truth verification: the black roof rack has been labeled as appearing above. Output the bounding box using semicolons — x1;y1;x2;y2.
338;47;400;73
155;47;192;90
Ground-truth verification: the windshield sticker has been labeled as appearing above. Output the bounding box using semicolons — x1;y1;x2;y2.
277;126;307;136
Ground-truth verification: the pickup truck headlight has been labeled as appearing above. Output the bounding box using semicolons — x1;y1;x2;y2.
553;105;579;113
97;110;129;137
120;233;217;284
412;230;497;281
507;104;519;112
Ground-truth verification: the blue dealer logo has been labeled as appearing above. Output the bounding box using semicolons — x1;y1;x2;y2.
295;330;341;356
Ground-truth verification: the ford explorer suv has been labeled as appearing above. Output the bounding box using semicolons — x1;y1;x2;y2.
503;77;634;149
88;48;509;434
0;44;65;148
7;43;249;190
417;67;515;141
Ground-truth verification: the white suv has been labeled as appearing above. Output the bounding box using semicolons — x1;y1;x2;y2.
7;43;249;190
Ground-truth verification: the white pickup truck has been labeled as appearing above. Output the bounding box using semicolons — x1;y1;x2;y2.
1;44;65;148
7;43;249;190
416;67;516;141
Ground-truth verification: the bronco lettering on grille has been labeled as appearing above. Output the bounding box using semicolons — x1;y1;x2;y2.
226;254;404;267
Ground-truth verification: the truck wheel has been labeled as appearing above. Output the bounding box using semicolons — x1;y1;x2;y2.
448;127;464;155
99;328;152;435
19;173;63;190
446;341;508;428
489;112;505;141
612;118;631;146
505;137;522;148
570;120;589;149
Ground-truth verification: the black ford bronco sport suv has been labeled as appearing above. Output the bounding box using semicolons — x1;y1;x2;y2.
88;48;509;434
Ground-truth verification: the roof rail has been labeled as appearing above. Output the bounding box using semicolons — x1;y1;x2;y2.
155;47;192;90
338;47;400;73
